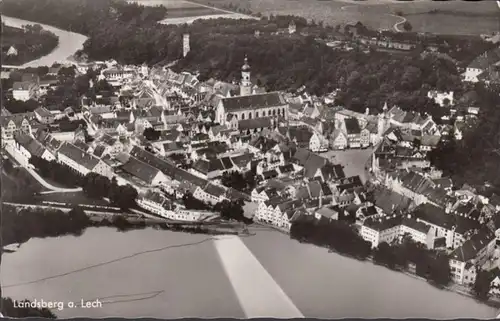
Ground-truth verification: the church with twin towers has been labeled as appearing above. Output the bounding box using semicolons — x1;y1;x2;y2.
215;55;289;129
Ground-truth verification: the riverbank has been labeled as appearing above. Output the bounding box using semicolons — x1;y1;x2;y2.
2;24;59;66
1;15;87;68
255;219;500;311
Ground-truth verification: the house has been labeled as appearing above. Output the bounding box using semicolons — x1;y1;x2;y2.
1;115;32;144
230;153;254;173
12;81;38;101
100;134;123;156
315;205;340;221
137;190;172;218
57;142;113;178
34;107;55;124
193;183;227;205
427;91;454;107
121;156;168;186
360;215;436;249
489;271;500;297
463;48;500;83
412;203;480;250
449;230;496;285
330;129;348;150
191;157;234;180
12;132;55;164
344;118;361;148
373;187;413;216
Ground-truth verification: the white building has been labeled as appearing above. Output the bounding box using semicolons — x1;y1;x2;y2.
360;215;436;249
427;91;454;107
13;132;55;164
449;231;496;285
12;81;38;101
57;142;113;178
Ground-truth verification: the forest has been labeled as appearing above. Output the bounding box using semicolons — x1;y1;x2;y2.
0;0;464;117
2;23;59;66
429;83;500;194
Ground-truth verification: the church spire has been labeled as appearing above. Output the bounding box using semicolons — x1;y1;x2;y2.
240;55;252;96
242;55;250;71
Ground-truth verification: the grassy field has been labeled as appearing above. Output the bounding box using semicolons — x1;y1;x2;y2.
188;0;499;35
129;0;201;8
165;6;228;18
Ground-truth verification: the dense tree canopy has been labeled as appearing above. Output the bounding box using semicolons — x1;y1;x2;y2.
290;219;372;260
2;23;59;66
29;156;139;210
1;0;465;117
429;83;500;193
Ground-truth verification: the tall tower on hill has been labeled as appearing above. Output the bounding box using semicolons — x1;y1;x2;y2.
240;55;252;96
183;33;190;58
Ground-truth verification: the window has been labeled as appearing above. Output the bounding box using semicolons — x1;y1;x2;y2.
241;113;245;120
256;111;259;118
248;112;252;119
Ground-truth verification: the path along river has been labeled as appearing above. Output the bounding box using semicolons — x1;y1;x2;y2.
1;226;497;319
1;15;88;68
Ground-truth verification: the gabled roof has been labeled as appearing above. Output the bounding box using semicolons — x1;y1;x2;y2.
230;153;254;169
292;148;328;178
344;118;361;134
58;142;100;171
450;230;495;263
221;92;286;112
13;132;47;158
239;117;272;130
122;156;163;184
289;127;313;143
374;187;413;215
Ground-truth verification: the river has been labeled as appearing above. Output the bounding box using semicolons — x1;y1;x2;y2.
1;15;88;68
1;226;497;319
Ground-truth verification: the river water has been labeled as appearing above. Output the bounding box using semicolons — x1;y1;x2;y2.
1;15;88;68
1;226;497;319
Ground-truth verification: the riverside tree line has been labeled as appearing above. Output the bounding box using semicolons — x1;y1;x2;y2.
29;155;138;210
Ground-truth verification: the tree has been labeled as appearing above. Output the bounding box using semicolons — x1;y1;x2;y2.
402;21;413;32
373;242;397;269
143;127;160;141
473;269;494;301
427;253;451;286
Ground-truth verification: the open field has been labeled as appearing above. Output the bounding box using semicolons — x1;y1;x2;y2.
130;0;256;25
164;6;229;18
188;0;499;35
129;0;202;8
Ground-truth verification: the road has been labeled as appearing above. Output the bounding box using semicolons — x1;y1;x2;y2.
4;144;82;193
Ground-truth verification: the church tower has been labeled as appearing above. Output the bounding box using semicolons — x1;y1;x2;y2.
183;33;190;58
377;102;390;137
240;55;252;96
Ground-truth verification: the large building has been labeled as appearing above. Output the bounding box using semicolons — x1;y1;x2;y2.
215;58;288;126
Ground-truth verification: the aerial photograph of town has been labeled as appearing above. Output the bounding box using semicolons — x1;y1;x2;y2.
2;0;500;319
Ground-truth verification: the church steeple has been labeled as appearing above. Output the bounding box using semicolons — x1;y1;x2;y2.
240;55;252;96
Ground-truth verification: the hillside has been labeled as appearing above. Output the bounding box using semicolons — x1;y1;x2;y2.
429;83;500;194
